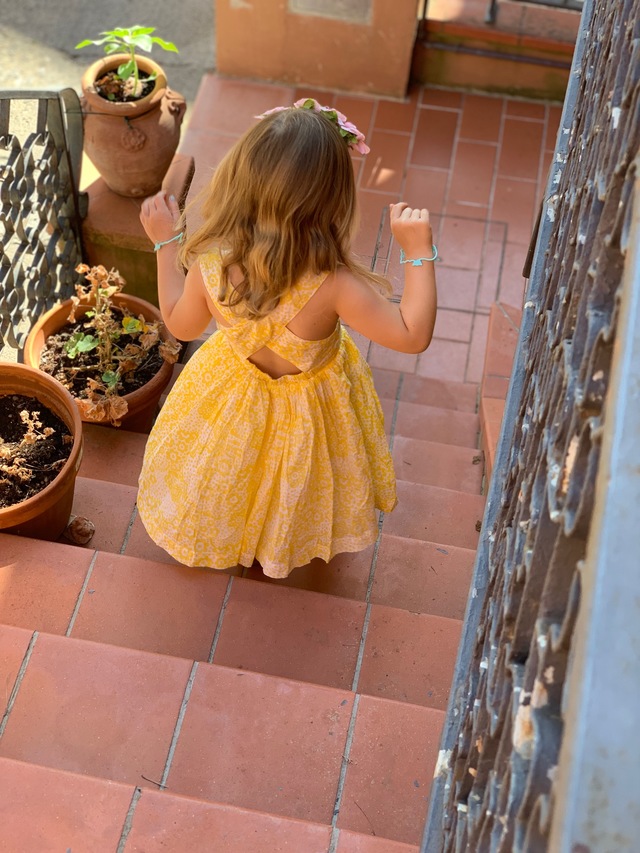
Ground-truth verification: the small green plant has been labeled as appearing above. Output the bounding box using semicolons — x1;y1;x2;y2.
64;264;181;425
75;26;178;99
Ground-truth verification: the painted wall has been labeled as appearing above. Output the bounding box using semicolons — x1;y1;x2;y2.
215;0;419;99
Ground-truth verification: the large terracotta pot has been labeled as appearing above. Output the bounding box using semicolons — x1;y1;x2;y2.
24;293;178;433
0;362;83;540
80;53;186;197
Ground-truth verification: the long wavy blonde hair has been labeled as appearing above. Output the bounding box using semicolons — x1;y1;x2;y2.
177;106;389;318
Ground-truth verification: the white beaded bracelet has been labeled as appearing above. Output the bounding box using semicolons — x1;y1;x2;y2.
399;246;438;265
153;232;184;252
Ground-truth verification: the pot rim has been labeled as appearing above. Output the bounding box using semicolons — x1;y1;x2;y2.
80;53;168;115
0;362;83;520
23;293;178;421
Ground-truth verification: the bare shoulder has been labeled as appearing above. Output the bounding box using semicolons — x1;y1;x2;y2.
322;265;377;307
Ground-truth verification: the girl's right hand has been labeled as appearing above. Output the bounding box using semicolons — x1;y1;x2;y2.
390;203;433;257
140;191;182;247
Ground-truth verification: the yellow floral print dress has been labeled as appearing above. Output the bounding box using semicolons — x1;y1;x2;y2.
137;249;397;578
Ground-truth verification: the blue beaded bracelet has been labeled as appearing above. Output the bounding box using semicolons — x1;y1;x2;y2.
399;246;438;265
153;232;184;252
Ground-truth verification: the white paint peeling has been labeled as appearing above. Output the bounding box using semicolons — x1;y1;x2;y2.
434;748;452;778
612;106;621;129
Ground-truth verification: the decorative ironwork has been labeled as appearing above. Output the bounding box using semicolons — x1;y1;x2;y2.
0;90;85;357
423;0;639;850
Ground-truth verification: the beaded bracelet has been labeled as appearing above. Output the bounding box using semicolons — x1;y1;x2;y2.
399;246;438;266
153;232;184;252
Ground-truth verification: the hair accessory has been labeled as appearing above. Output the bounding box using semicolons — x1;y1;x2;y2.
153;232;184;252
399;246;439;265
256;98;370;154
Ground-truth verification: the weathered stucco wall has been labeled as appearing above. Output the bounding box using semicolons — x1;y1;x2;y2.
215;0;418;99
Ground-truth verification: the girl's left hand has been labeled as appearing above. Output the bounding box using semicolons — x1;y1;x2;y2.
139;191;181;246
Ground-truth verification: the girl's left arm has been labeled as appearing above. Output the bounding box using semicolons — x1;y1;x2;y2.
140;191;214;341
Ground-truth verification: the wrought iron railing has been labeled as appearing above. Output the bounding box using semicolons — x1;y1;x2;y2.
0;89;85;359
423;0;640;849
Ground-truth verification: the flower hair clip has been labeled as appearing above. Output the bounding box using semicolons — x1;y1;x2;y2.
257;98;370;155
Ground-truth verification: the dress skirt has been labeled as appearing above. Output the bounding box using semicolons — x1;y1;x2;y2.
137;327;397;578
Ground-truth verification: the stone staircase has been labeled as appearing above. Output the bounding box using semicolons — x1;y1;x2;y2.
0;362;485;851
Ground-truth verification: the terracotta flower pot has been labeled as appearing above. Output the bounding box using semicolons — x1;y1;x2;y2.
24;293;178;433
80;53;186;198
0;362;83;540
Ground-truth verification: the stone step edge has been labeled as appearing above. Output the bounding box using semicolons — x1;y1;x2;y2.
3;519;479;582
0;560;464;690
1;624;452;720
0;754;420;851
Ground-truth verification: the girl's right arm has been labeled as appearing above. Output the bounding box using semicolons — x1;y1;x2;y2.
334;203;437;354
140;191;215;341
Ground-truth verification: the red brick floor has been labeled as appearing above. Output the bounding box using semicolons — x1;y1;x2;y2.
0;75;558;851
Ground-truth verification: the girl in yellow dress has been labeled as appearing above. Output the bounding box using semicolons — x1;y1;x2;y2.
137;98;437;579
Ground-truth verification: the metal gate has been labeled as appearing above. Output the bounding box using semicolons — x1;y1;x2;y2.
0;89;85;359
422;0;640;849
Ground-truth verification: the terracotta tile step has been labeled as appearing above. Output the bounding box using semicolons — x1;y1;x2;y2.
371;367;479;411
240;532;476;620
393;401;480;447
0;756;420;852
480;302;521;401
79;423;148;487
0;536;462;710
384;480;485;550
393;436;484;492
68;476;137;554
336;831;419;852
370;534;476;620
0;626;444;845
0;756;333;852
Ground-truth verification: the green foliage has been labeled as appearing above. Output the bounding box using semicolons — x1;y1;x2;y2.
101;370;120;390
122;316;144;334
64;331;99;359
76;26;178;98
75;26;178;57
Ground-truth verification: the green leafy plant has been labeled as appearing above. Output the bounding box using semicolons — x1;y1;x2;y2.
75;26;178;100
63;264;181;425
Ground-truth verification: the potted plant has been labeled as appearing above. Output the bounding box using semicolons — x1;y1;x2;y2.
24;264;181;433
0;362;83;540
76;26;186;198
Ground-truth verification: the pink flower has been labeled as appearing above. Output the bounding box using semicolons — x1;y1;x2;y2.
255;106;289;119
258;97;370;154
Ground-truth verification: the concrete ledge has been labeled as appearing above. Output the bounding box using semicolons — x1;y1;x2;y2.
81;154;194;307
479;303;522;482
215;0;417;98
